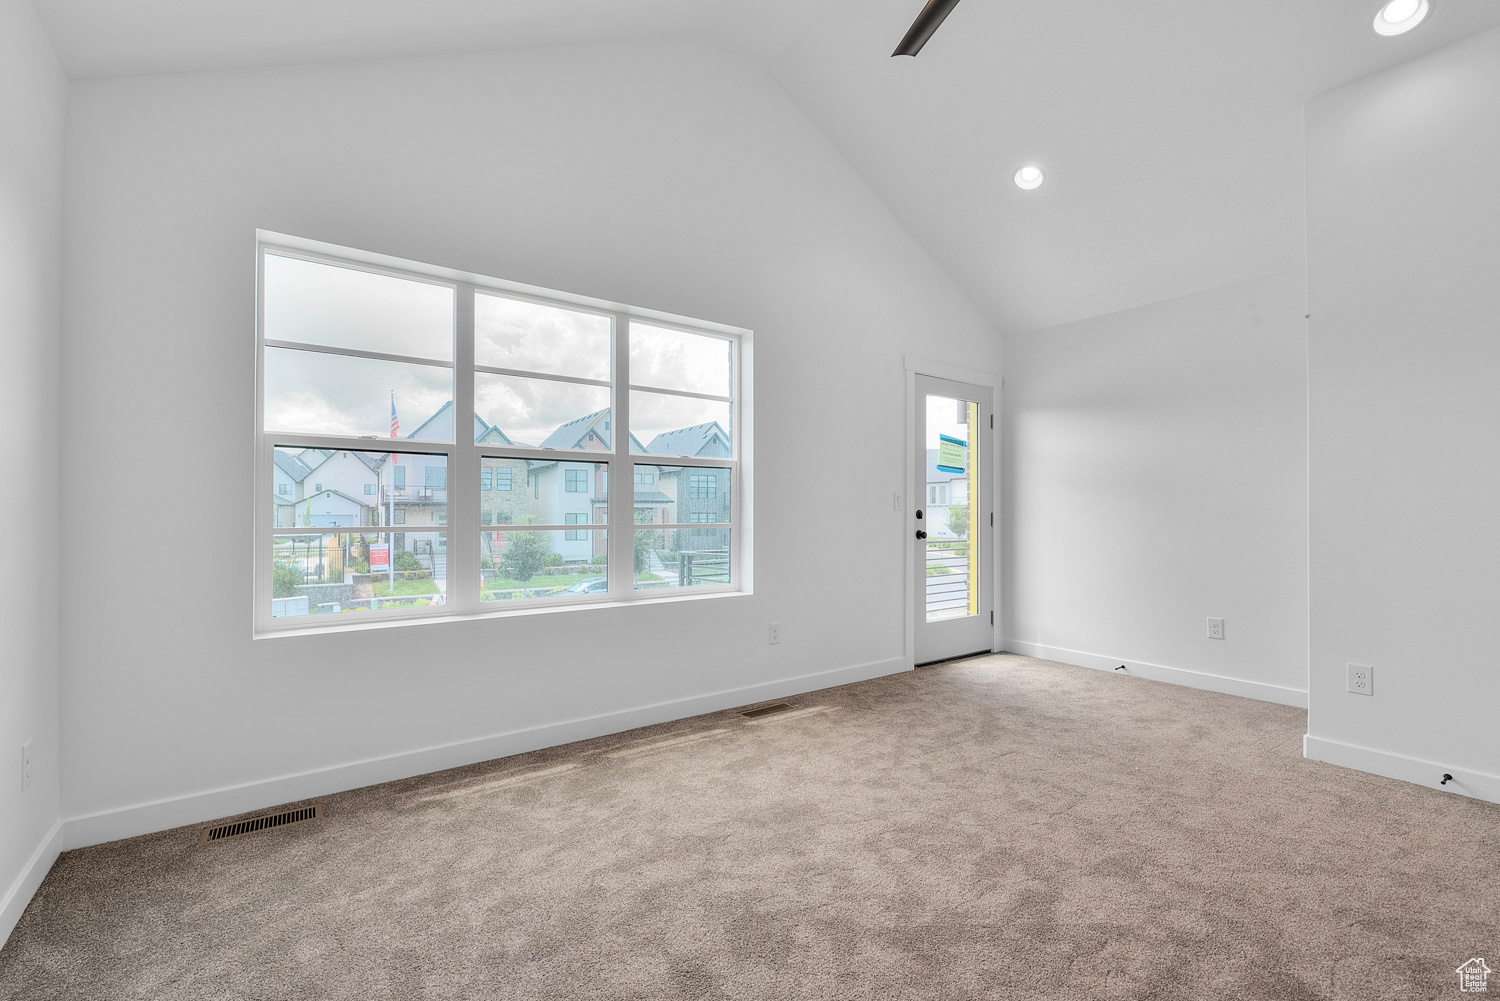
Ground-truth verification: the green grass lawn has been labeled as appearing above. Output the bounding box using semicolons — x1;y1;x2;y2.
372;579;440;597
484;572;597;590
481;571;662;598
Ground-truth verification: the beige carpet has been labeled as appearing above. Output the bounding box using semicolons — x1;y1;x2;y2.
2;654;1497;1000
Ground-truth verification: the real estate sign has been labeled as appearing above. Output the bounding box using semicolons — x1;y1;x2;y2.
937;434;967;474
370;544;390;569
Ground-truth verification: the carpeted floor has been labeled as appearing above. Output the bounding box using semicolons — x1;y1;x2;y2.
2;654;1497;1000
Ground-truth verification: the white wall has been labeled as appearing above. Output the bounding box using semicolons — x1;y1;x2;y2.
58;37;1001;841
1305;26;1500;800
1002;270;1309;705
0;0;66;945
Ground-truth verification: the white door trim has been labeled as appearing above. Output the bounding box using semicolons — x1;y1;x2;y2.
902;356;1001;670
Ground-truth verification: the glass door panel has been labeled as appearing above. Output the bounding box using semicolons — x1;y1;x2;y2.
914;375;992;664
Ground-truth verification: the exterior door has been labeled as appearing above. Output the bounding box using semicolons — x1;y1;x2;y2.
913;375;993;665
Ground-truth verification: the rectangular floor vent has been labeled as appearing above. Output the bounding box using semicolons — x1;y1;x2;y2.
740;702;795;718
199;804;322;845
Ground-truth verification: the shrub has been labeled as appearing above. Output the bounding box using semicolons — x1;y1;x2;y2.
272;560;302;597
481;556;493;569
590;554;608;566
544;552;564;567
501;532;551;584
348;559;370;574
393;550;422;572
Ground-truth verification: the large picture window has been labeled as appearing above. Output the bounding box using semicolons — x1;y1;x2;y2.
256;235;747;631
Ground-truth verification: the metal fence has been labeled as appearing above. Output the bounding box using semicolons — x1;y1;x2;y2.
678;549;730;587
272;535;432;587
925;541;971;619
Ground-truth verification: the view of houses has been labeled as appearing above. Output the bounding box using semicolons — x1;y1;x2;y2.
272;403;731;615
924;447;970;540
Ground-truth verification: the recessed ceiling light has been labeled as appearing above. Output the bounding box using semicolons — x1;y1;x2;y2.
1373;0;1430;36
1014;165;1045;190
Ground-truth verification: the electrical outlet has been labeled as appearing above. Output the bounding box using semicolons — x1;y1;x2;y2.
1207;617;1225;640
1347;663;1374;696
21;740;33;792
893;492;902;511
769;622;781;645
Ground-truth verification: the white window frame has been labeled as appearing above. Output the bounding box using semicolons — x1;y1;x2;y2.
254;231;751;635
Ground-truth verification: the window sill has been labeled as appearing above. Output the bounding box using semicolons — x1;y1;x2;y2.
254;586;752;640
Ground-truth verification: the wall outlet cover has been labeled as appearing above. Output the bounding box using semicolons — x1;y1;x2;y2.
1207;617;1225;640
1347;663;1374;696
769;622;781;645
21;739;33;792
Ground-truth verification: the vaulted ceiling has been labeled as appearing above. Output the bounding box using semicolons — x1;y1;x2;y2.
34;0;1500;331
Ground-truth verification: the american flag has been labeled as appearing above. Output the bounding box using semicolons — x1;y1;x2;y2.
390;391;400;464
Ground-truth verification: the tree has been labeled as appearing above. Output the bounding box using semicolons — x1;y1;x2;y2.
634;529;664;575
947;505;969;539
501;532;551;596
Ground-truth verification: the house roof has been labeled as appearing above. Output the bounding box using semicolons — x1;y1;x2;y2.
404;400;453;441
404;400;514;445
540;409;609;450
476;422;515;445
645;422;729;457
273;449;312;481
536;408;649;452
634;490;674;504
298;488;372;509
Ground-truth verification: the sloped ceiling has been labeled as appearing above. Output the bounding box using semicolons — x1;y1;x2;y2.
34;0;1500;331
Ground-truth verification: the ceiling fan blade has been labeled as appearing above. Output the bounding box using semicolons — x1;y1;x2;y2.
891;0;963;57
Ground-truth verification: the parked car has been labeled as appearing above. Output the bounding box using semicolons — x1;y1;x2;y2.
560;576;608;594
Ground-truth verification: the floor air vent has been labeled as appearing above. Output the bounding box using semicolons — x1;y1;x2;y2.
199;805;322;845
740;702;795;718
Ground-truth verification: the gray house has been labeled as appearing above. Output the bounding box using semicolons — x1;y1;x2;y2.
648;422;732;551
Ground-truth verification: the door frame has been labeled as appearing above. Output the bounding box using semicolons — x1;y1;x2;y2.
903;356;1002;670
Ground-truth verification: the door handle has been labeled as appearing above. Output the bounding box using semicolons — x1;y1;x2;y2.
915;530;927;539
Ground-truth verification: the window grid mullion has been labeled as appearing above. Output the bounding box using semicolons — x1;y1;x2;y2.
450;284;479;614
609;314;633;600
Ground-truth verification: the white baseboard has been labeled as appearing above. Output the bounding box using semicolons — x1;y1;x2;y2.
1003;639;1308;708
60;657;906;853
1;819;63;951
1304;734;1500;805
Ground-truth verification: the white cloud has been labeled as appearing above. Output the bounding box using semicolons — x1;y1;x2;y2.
629;323;731;397
475;293;610;381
